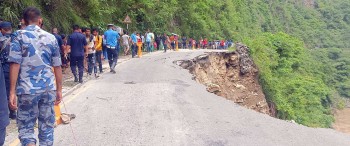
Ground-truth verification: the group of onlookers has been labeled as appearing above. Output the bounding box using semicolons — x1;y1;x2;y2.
208;40;234;49
180;37;234;50
0;7;63;146
0;7;139;146
136;33;235;52
0;6;136;145
0;6;235;146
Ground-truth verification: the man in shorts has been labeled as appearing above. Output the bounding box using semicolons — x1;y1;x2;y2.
121;32;130;55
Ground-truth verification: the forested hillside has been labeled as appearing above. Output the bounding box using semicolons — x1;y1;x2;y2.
1;0;349;128
1;0;350;48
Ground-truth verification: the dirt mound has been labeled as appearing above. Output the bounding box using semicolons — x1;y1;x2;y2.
176;44;272;115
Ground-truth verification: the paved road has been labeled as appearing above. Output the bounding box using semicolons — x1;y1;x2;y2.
54;50;350;146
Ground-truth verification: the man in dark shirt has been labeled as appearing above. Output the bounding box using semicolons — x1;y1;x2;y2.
67;24;87;83
182;36;187;49
0;21;10;146
52;28;65;67
0;22;17;120
0;63;8;146
52;28;63;50
162;33;168;52
155;34;161;50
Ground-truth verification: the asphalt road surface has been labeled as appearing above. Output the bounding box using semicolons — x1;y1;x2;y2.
54;50;350;146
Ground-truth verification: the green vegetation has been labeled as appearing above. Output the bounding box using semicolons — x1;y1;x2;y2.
1;0;350;49
1;0;349;127
246;33;334;127
313;48;350;99
245;32;350;127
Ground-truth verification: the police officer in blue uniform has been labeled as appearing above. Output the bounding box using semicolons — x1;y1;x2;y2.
104;24;120;73
67;24;88;83
0;21;10;146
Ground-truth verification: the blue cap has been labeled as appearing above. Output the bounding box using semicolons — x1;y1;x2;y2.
0;21;12;29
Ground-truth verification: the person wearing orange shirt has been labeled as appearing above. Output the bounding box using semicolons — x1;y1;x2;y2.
169;35;175;50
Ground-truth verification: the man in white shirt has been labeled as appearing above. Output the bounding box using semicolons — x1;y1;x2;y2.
146;29;154;52
85;28;98;78
122;32;130;55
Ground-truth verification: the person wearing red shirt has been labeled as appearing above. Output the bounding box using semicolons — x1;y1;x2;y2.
220;40;225;49
203;38;208;49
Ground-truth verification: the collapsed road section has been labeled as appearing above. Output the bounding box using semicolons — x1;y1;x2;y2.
175;44;274;116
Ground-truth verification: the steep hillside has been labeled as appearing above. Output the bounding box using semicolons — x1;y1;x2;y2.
1;0;350;48
245;32;334;127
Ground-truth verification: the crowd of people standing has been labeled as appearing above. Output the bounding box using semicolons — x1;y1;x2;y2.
135;33;234;52
0;7;157;145
0;6;234;146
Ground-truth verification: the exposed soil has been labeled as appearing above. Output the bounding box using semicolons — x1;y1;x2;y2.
175;44;272;115
333;108;350;134
303;0;316;8
333;99;350;134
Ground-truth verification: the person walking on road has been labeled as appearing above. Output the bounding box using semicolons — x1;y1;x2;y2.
192;39;196;49
85;28;99;78
130;31;138;58
182;35;187;49
8;7;63;146
155;34;161;50
52;28;65;67
113;26;122;55
146;29;154;53
104;24;120;74
203;38;208;49
93;28;103;73
0;21;11;146
102;34;108;61
141;34;145;52
169;35;175;50
174;34;179;50
121;31;130;55
162;33;168;52
67;24;88;83
60;34;69;71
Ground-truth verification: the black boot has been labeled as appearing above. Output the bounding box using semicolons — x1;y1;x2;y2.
74;75;78;82
79;76;83;83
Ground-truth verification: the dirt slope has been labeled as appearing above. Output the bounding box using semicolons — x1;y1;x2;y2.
176;45;272;115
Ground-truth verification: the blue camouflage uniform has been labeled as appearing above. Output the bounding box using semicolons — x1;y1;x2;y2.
8;25;62;146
